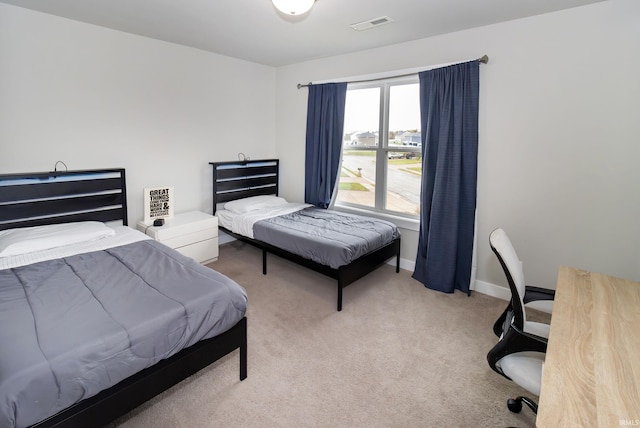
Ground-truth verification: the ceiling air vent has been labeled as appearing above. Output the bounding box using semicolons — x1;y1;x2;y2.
349;16;394;31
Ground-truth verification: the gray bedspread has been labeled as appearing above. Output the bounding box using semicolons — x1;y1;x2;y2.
0;240;247;428
252;207;400;269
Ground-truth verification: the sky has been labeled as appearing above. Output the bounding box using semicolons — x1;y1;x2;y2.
343;83;420;134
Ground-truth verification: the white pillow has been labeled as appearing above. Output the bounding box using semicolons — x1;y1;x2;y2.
0;221;116;257
223;195;288;214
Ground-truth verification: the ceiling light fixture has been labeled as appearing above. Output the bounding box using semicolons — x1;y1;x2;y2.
272;0;315;16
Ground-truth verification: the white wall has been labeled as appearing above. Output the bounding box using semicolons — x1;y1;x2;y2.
2;1;639;293
0;3;277;224
275;0;640;290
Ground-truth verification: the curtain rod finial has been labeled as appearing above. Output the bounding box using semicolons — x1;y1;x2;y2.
479;54;489;64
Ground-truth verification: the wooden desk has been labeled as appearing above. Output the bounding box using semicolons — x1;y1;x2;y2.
537;266;640;427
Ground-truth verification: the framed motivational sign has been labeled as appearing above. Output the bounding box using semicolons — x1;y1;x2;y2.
143;186;174;224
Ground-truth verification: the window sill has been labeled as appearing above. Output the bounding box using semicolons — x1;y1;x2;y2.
333;204;420;232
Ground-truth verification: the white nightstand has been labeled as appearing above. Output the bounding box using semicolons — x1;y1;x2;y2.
136;211;219;264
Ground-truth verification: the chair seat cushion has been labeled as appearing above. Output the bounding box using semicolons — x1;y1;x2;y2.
525;299;554;314
499;351;545;396
524;320;550;339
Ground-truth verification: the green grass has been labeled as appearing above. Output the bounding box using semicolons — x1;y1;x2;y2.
339;182;369;191
341;167;357;176
388;158;421;165
343;151;374;156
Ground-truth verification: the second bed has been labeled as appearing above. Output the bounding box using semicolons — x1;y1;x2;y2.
211;159;401;311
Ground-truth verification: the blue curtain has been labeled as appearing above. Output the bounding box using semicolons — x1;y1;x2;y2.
304;82;347;208
412;60;479;294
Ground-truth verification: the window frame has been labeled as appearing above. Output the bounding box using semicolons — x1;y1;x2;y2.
334;76;422;224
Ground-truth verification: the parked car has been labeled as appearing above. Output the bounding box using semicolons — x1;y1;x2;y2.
388;152;419;159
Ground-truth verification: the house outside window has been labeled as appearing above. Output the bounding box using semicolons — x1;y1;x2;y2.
335;78;422;218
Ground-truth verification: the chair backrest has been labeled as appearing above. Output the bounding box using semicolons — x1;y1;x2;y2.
489;228;527;329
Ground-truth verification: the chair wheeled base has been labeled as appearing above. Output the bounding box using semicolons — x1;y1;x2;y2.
507;396;538;414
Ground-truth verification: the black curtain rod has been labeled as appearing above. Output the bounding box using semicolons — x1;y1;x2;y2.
297;54;489;89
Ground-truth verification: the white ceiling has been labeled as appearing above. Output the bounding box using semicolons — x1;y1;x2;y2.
1;0;606;67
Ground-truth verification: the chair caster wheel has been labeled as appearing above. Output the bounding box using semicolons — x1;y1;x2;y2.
507;398;522;413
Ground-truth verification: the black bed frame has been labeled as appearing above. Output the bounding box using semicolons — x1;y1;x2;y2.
0;169;129;231
210;159;401;311
0;169;247;428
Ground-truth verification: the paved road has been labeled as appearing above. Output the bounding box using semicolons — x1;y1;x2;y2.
342;154;421;207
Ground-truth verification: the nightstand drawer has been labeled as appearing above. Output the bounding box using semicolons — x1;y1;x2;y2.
159;227;217;249
176;238;219;264
136;211;219;264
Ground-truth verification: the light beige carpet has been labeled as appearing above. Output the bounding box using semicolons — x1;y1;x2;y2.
112;241;546;428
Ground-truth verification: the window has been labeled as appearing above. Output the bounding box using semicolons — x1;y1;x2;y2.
335;78;422;217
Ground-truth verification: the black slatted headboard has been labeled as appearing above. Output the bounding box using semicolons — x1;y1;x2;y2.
210;159;279;214
0;169;128;231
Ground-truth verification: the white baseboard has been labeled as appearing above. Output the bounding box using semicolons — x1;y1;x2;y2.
390;261;511;302
388;259;509;301
474;280;553;314
474;280;511;301
387;257;415;272
390;261;512;302
221;235;542;310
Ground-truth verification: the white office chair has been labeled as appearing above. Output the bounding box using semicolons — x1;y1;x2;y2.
488;340;545;413
489;228;555;339
487;228;552;414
